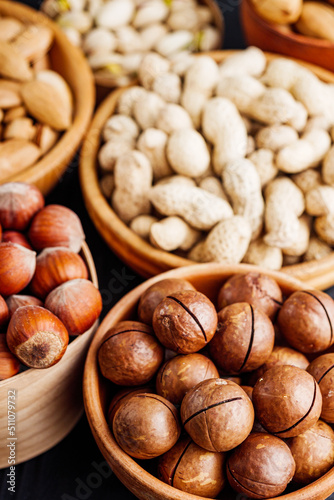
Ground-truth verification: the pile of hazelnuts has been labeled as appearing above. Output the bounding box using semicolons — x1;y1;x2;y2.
98;273;334;499
0;182;102;379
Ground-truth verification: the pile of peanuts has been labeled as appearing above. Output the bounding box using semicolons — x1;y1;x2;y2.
97;47;334;270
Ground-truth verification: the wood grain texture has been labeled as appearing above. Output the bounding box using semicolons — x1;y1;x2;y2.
79;50;334;289
0;0;95;195
0;242;99;468
83;263;334;500
241;0;334;73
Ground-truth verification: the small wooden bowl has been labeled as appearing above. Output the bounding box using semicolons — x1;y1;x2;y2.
240;0;334;73
0;0;95;196
84;263;334;500
79;50;334;290
0;242;98;468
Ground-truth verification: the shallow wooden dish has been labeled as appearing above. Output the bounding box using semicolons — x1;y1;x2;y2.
84;263;334;500
0;241;98;468
0;0;95;195
240;0;334;73
79;50;334;290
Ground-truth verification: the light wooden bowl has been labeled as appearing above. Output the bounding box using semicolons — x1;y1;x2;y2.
79;50;334;290
0;242;98;468
240;0;334;73
0;0;95;196
84;263;334;500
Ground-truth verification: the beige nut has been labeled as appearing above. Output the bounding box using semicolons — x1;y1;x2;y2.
216;74;265;115
304;236;333;262
102;114;139;144
150;216;201;251
138;52;170;90
137;128;173;180
155;30;194;57
95;0;135;30
218;46;266;78
152;72;181;103
117;86;147;116
140;23;168;51
130;214;158;240
255;125;299;152
166;129;210;177
292;169;323;194
82;28;117;55
156;175;197;188
133;90;165;130
315;214;334;245
248;149;278;188
243;238;283;271
156;103;194;135
133;0;169;29
282;215;311;257
306;186;334;216
199;176;228;201
4;117;36;141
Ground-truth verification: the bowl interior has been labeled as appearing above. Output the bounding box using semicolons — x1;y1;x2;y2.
0;0;95;195
84;263;334;500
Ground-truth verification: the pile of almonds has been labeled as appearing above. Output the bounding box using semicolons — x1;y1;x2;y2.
41;0;221;86
0;182;102;380
0;15;73;183
99;273;334;498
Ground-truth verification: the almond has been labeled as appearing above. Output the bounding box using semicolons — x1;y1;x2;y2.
34;123;59;153
33;54;51;72
11;24;54;62
4;117;36;141
250;0;303;25
0;18;24;42
295;2;334;42
3;105;26;123
0;139;41;182
21;80;72;131
0;80;22;109
36;70;73;116
0;40;33;81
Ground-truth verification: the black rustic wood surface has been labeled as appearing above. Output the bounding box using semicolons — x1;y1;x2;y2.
0;1;334;499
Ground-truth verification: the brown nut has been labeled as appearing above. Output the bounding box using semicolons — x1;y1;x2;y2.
241;385;266;433
253;365;322;437
158;436;226;498
278;290;334;353
307;353;334;423
156;353;219;404
287;420;334;484
227;433;295;499
218;272;283;321
107;386;154;426
0;294;9;328
98;321;164;386
209;302;275;374
152;290;218;354
113;393;180;459
6;294;43;317
0;242;36;296
0;333;20;380
2;231;33;250
180;378;254;452
138;278;196;325
0;182;44;231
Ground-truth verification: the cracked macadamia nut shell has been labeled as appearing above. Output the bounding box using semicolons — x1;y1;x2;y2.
253;365;322;437
307;353;334;423
138;278;195;325
209;302;275;374
152;290;218;354
217;272;283;321
227;433;295;499
287;420;334;484
156;353;219;404
158;436;226;498
180;378;254;452
278;290;334;353
98;321;164;386
112;393;180;459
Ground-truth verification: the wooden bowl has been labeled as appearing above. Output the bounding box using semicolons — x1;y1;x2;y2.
0;0;95;196
79;50;334;290
0;241;98;468
240;0;334;73
84;263;334;500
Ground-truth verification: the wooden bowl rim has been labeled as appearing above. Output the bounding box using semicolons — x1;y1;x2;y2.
0;0;95;194
79;49;334;284
242;0;334;49
83;263;334;500
0;240;98;387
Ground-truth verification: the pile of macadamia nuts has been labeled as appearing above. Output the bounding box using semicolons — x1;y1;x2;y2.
41;0;221;86
98;272;334;499
97;47;334;271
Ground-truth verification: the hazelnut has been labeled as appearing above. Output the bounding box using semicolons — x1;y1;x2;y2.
138;278;196;325
28;204;85;253
158;436;226;498
307;353;334;423
2;231;33;250
209;302;275;374
278;290;334;353
227;433;295;499
287;420;334;484
156;353;219;404
45;279;102;335
218;272;283;321
180;378;254;452
30;247;88;299
0;294;9;328
107;386;154;426
98;321;164;385
0;182;44;231
113;393;180;459
0;333;20;380
6;294;43;317
153;290;218;354
0;242;36;296
253;365;322;437
7;305;69;368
